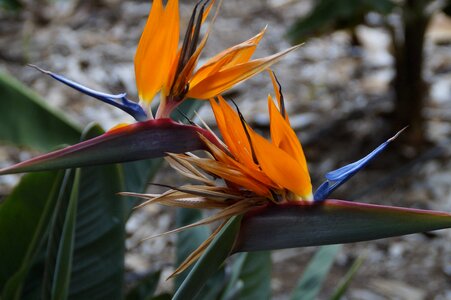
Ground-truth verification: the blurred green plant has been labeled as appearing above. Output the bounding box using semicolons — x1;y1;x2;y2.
287;0;451;145
0;0;22;10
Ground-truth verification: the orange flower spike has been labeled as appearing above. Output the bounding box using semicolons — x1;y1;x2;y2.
268;97;309;175
209;99;276;188
189;28;267;87
135;0;179;107
210;96;255;168
250;131;312;200
208;76;312;201
187;44;301;99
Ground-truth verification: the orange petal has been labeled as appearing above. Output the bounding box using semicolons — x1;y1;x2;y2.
201;0;216;24
190;27;267;87
251;130;312;197
134;0;179;104
268;96;309;176
210;97;258;172
201;133;277;190
187;45;301;99
134;0;163;102
189;44;256;88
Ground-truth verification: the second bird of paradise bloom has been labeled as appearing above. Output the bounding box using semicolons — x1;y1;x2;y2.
34;0;299;123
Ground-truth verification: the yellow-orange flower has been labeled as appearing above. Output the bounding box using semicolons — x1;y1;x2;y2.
134;0;299;117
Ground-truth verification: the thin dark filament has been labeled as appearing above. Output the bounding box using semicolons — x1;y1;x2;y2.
174;3;198;78
187;3;205;59
230;99;259;166
170;0;210;97
176;108;196;125
272;72;286;119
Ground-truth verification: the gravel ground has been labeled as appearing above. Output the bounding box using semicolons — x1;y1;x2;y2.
1;0;451;299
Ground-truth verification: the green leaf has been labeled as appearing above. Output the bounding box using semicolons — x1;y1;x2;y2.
42;170;76;299
290;245;340;300
0;0;22;11
173;216;242;300
51;169;80;300
234;200;451;252
0;119;216;175
122;159;163;213
220;254;246;300
221;252;271;300
236;252;271;300
287;0;395;43
125;270;161;300
175;208;211;289
0;71;81;151
175;208;228;300
329;255;364;300
194;270;226;300
0;171;63;299
66;124;126;299
150;293;172;300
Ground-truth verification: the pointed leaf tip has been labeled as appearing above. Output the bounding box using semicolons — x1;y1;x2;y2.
0;119;216;175
234;200;451;252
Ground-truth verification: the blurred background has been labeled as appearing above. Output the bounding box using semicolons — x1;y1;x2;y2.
1;0;451;299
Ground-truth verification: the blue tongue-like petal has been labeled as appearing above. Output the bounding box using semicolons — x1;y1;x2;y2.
313;128;406;201
30;65;148;121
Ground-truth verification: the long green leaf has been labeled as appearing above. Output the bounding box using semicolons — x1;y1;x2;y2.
220;253;247;300
175;210;228;300
0;0;22;10
0;71;81;151
175;208;211;289
122;159;163;213
329;255;364;300
237;252;271;300
234;200;451;252
287;0;395;43
173;216;242;300
0;119;216;175
221;252;271;300
125;270;161;300
66;124;126;299
42;170;76;299
52;169;80;300
290;245;340;300
0;171;63;299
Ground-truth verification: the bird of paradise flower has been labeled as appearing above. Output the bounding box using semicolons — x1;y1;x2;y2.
121;71;407;276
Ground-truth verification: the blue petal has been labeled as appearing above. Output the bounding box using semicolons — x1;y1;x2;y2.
313;128;406;201
30;65;148;121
